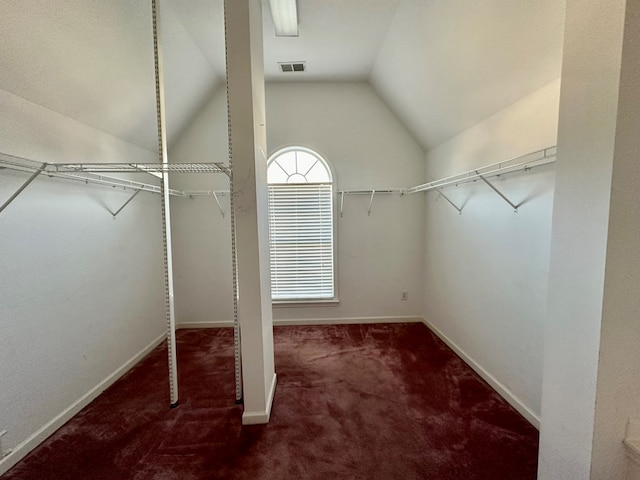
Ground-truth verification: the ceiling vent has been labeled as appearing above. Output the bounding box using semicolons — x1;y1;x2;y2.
279;62;306;73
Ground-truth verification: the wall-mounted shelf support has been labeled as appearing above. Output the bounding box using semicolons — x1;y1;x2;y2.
368;190;376;216
436;188;463;214
477;173;519;212
47;162;230;176
337;189;402;217
212;192;225;217
0;162;46;214
406;146;557;195
0;152;230;215
111;188;143;219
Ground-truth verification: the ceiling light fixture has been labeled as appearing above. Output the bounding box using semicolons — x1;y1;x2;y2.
269;0;298;37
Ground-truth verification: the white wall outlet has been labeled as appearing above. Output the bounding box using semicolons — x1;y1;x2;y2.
401;290;408;300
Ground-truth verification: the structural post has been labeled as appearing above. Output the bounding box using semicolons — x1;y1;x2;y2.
224;0;277;425
539;1;640;478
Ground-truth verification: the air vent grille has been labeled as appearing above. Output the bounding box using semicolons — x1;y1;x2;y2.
279;62;306;73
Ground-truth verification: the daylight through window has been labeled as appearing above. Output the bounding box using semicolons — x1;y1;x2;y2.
267;148;335;301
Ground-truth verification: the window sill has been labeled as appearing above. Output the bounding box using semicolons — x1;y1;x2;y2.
272;299;340;308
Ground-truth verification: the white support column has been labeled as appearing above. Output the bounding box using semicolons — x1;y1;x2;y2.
539;1;640;478
224;0;276;425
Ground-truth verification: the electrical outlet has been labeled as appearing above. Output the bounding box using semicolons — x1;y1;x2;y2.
401;290;408;301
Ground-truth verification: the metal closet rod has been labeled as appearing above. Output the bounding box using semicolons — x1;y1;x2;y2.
334;146;556;216
337;189;403;195
46;161;231;177
404;146;557;194
0;152;229;203
3;145;556;216
0;151;230;175
335;146;557;198
337;189;404;217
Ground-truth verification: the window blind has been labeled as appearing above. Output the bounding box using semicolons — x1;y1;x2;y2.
268;183;334;300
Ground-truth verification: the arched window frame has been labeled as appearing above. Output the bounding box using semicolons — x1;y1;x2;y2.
267;146;338;303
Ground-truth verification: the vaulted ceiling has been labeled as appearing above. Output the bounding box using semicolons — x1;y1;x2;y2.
0;0;565;154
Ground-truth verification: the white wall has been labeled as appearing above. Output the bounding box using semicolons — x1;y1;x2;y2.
538;0;640;478
591;3;640;474
422;79;561;425
169;87;231;326
169;81;425;325
0;89;166;474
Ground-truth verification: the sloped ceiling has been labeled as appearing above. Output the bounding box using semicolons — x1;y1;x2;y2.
173;0;402;82
263;0;404;81
0;0;565;155
0;0;222;153
370;0;565;149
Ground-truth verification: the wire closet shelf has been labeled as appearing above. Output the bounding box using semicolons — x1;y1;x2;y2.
405;146;557;195
332;146;556;215
0;151;231;199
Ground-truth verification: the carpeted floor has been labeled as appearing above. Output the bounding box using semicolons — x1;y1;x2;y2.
2;323;539;479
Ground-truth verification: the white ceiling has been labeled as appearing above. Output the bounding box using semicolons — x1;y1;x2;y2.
0;0;565;154
173;0;402;81
264;0;403;81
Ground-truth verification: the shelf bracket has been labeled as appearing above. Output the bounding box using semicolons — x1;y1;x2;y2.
213;191;225;218
111;188;143;219
340;191;344;217
368;190;376;216
0;162;47;214
436;189;463;214
477;173;519;212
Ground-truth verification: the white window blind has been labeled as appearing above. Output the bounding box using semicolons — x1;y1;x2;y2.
268;183;334;300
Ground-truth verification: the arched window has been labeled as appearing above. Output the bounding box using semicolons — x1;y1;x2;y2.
267;147;335;301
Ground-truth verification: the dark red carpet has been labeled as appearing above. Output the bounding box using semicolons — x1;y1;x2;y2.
2;323;538;479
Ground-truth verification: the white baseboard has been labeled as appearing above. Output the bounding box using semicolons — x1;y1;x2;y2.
177;320;234;329
625;418;640;469
178;316;423;329
273;315;423;326
242;373;278;425
0;333;166;477
422;317;540;429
